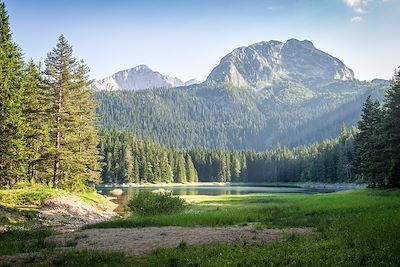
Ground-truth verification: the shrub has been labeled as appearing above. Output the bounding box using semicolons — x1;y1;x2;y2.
127;190;186;215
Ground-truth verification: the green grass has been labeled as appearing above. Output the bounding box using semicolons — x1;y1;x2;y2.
0;186;107;208
135;209;400;266
0;187;67;208
0;228;56;256
77;190;111;206
85;189;400;266
0;251;135;267
86;190;400;229
31;251;135;267
1;189;400;266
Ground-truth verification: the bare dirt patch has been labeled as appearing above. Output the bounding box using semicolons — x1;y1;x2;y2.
39;195;118;232
53;226;313;256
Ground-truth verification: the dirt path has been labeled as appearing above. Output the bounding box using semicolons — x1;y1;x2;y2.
53;226;312;256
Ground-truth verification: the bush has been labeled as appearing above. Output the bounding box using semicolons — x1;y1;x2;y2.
127;190;186;215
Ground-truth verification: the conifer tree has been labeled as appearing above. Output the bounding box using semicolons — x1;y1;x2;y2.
44;35;101;190
160;153;173;183
176;155;187;183
122;144;133;183
355;96;386;187
185;155;198;182
336;145;351;180
384;69;400;187
230;155;241;182
132;158;140;183
24;60;52;184
0;2;26;186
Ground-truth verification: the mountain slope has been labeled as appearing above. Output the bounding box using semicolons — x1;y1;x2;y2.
96;80;386;150
92;65;199;91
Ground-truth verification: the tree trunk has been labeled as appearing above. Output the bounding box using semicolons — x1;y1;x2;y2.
53;86;62;187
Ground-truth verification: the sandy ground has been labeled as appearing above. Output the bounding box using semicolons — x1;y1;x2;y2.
38;195;118;232
53;226;312;256
0;194;119;233
0;226;312;266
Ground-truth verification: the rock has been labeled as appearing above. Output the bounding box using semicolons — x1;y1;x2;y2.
109;189;124;196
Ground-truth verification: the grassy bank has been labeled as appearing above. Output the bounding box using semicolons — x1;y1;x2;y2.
87;190;400;229
0;187;120;265
86;189;400;266
0;188;65;208
136;193;400;266
0;187;108;208
1;189;399;266
0;186;115;233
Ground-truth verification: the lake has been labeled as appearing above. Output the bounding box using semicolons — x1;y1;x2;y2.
97;184;336;213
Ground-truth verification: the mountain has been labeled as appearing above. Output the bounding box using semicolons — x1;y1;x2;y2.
91;65;199;91
206;39;354;89
95;39;388;150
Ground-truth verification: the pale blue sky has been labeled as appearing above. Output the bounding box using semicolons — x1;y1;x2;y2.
4;0;399;81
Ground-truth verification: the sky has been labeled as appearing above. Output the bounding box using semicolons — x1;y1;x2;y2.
4;0;400;81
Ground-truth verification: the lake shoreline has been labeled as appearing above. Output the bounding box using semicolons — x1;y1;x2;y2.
97;182;231;188
97;181;367;191
298;182;368;190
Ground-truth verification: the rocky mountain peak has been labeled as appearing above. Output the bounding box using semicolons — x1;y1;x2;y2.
206;39;355;89
92;65;199;91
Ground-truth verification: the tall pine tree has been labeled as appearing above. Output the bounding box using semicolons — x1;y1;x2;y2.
44;35;101;190
0;2;26;187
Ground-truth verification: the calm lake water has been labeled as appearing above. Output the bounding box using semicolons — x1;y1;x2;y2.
97;184;335;213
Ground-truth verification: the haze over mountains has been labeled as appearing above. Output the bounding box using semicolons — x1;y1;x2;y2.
91;64;200;91
96;39;388;150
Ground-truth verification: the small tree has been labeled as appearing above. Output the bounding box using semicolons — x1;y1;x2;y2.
127;190;186;215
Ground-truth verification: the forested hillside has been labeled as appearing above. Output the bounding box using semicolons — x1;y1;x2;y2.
96;80;386;150
99;126;357;184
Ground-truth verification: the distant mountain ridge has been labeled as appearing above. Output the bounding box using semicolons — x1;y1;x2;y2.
91;65;199;91
206;39;355;89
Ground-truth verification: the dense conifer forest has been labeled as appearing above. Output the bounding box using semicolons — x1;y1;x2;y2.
99;125;357;184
